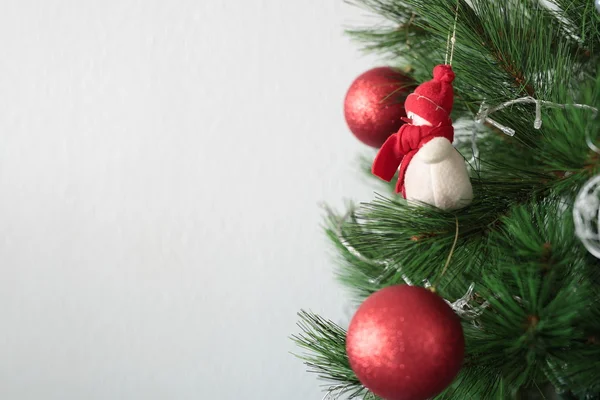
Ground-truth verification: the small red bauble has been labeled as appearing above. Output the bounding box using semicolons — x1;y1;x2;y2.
344;67;413;148
346;285;465;400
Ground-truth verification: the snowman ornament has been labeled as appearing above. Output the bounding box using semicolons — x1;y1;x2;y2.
372;64;473;210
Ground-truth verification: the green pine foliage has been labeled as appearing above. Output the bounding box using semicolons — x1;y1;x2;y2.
293;1;600;399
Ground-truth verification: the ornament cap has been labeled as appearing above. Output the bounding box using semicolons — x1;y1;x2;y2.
404;64;455;126
433;64;455;83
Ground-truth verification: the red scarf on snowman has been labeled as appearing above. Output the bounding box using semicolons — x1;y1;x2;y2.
372;65;456;197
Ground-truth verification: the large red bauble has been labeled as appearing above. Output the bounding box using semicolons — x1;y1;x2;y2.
346;285;464;400
344;67;412;148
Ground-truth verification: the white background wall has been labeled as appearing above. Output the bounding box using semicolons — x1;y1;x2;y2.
0;1;380;399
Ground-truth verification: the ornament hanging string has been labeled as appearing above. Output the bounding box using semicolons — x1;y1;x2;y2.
432;216;459;291
444;0;460;66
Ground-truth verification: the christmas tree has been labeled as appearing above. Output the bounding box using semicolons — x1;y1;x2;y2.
292;1;600;399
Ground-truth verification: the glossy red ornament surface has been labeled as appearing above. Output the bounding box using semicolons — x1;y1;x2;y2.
344;67;412;148
346;285;464;400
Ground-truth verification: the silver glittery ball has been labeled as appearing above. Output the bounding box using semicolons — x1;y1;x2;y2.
597;0;600;14
574;175;600;258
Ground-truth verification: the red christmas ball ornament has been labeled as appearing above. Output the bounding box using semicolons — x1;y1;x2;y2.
346;285;465;400
344;67;413;148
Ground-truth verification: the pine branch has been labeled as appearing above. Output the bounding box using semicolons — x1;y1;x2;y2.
291;311;375;399
547;0;600;56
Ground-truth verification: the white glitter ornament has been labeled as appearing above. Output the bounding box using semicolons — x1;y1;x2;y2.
573;175;600;258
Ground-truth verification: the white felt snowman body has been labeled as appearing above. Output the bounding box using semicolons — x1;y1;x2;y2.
403;113;473;210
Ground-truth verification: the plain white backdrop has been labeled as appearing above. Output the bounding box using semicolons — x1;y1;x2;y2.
0;1;382;399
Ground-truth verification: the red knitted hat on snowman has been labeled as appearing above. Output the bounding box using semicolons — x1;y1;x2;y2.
404;64;455;126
